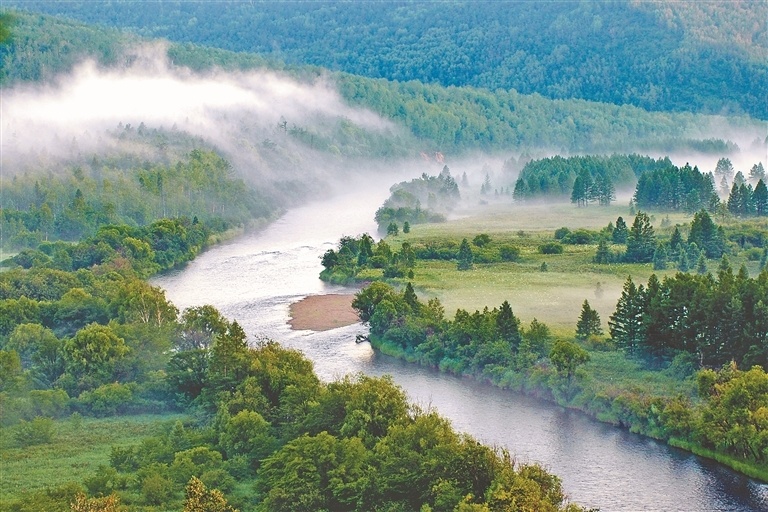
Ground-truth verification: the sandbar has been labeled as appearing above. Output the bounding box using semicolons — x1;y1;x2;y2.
288;294;359;331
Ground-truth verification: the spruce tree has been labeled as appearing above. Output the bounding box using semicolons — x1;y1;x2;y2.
403;281;420;312
576;300;602;341
754;179;767;216
496;300;521;349
624;212;655;263
612;216;628;244
696;253;708;274
457;238;474;270
609;277;645;354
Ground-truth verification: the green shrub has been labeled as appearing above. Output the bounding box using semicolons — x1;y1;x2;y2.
499;244;521;261
14;416;55;446
76;382;135;417
538;242;564;254
562;229;598;244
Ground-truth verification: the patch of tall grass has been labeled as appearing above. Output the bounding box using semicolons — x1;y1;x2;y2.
0;413;187;507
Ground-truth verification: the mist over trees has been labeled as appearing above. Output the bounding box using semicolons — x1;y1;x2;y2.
514;155;671;202
1;11;763;160
7;0;767;119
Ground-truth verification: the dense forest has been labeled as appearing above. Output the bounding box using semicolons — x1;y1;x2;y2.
512;154;673;202
1;11;764;157
5;0;767;119
1;149;274;251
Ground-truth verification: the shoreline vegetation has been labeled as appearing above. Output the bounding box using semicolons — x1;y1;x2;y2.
367;334;768;484
322;164;768;485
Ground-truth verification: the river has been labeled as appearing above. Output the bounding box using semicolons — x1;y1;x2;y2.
153;188;768;511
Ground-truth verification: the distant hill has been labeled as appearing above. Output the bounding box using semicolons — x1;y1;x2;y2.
0;11;762;159
3;0;767;119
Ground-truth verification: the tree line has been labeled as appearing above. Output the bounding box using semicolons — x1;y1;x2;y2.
351;278;768;474
513;154;672;203
610;263;768;369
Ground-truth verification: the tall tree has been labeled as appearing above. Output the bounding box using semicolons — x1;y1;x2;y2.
575;300;602;341
456;238;474;271
624;212;655;263
496;300;521;350
753;179;767;216
688;210;725;258
748;162;765;184
612;216;628;244
714;157;734;185
608;277;646;354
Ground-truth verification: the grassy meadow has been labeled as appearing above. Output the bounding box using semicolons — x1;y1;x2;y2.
384;200;696;335
0;414;187;508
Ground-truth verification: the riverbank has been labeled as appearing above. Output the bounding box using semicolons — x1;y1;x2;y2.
367;335;768;484
288;294;359;331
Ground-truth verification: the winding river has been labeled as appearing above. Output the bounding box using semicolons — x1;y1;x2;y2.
153;188;768;511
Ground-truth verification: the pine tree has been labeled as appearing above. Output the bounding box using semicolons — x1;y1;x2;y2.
754;179;767;216
624;212;655;263
748;162;765;183
688;210;725;258
612;216;628;244
496;300;521;350
457;238;474;271
715;157;734;184
403;281;420;312
593;173;615;206
696;253;708;274
575;300;602;341
609;277;646;354
669;226;683;260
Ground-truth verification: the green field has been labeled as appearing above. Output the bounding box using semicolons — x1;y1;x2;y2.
0;414;187;508
386;201;694;334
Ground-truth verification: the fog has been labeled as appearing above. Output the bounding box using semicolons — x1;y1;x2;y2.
0;44;410;205
2;43;765;213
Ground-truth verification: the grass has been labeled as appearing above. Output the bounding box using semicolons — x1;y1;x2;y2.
387;200;764;333
0;413;187;507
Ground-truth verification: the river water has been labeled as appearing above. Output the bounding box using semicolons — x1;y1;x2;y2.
153;188;768;511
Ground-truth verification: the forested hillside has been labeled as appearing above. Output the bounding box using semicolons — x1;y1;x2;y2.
2;11;762;159
5;0;767;119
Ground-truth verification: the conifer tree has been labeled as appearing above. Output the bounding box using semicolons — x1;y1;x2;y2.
575;300;602;341
624;212;655;263
754;179;767;216
496;300;521;349
609;277;645;354
403;281;420;313
696;253;708;275
457;238;474;270
612;216;628;244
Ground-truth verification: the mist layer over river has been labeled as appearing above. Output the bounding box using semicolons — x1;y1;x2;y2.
153;188;768;511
